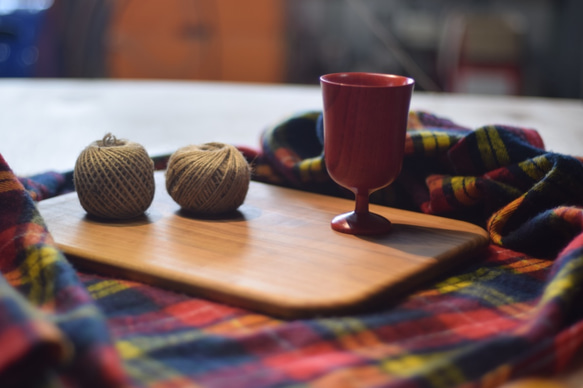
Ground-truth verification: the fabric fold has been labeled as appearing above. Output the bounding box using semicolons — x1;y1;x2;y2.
0;155;131;388
4;110;583;387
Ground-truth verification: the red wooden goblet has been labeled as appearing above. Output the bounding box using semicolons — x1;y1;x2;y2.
320;72;414;235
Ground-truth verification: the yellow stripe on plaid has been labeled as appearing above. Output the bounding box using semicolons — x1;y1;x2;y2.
438;267;521;306
434;268;496;294
507;258;552;274
319;318;384;351
451;176;480;206
298;157;326;182
436;132;455;150
433;267;530;314
120;346;203;388
118;330;208;359
382;351;466;387
415;131;455;156
425;363;466;388
539;255;583;306
117;340;144;359
488;196;524;246
87;280;134;300
20;246;60;305
117;332;212;386
476;127;511;171
458;285;523;312
319;317;367;336
518;156;552;182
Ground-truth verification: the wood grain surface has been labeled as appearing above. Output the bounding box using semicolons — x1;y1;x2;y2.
38;172;489;318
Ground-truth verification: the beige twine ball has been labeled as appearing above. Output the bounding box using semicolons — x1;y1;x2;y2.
165;142;251;215
74;133;155;219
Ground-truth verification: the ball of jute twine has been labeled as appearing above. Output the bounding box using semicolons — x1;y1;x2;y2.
74;133;155;220
165;142;251;215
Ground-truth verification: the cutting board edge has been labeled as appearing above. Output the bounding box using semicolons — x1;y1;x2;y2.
62;232;489;319
40;175;493;319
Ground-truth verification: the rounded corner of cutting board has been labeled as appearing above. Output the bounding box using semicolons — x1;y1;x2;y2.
224;289;384;319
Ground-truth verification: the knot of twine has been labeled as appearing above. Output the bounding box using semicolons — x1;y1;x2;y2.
165;142;251;215
74;133;155;219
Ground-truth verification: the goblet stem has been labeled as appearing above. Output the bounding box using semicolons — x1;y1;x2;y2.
330;190;392;235
355;191;369;214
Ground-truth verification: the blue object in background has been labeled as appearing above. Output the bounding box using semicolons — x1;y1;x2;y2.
0;0;53;77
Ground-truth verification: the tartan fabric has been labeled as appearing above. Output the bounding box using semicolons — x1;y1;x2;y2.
18;170;74;201
2;110;583;387
0;156;129;387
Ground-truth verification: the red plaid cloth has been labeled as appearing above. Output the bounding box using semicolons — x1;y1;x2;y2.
3;111;583;387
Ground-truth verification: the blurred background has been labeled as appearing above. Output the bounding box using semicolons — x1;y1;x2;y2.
0;0;581;98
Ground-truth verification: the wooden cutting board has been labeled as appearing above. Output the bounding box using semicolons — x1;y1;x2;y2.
38;172;489;318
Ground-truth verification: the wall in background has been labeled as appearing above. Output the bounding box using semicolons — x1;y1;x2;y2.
0;0;581;99
284;0;582;98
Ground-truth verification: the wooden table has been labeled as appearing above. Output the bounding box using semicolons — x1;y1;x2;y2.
2;79;583;387
2;79;582;176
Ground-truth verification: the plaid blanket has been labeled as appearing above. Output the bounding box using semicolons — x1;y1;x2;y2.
3;111;583;387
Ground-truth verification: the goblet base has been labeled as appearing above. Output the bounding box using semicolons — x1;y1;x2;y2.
331;211;392;235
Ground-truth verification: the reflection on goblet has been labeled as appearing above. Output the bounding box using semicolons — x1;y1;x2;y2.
320;72;414;235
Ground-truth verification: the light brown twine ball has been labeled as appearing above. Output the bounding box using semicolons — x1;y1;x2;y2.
74;133;155;219
165;142;251;215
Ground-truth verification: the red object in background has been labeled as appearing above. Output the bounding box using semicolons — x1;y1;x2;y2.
438;12;526;95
